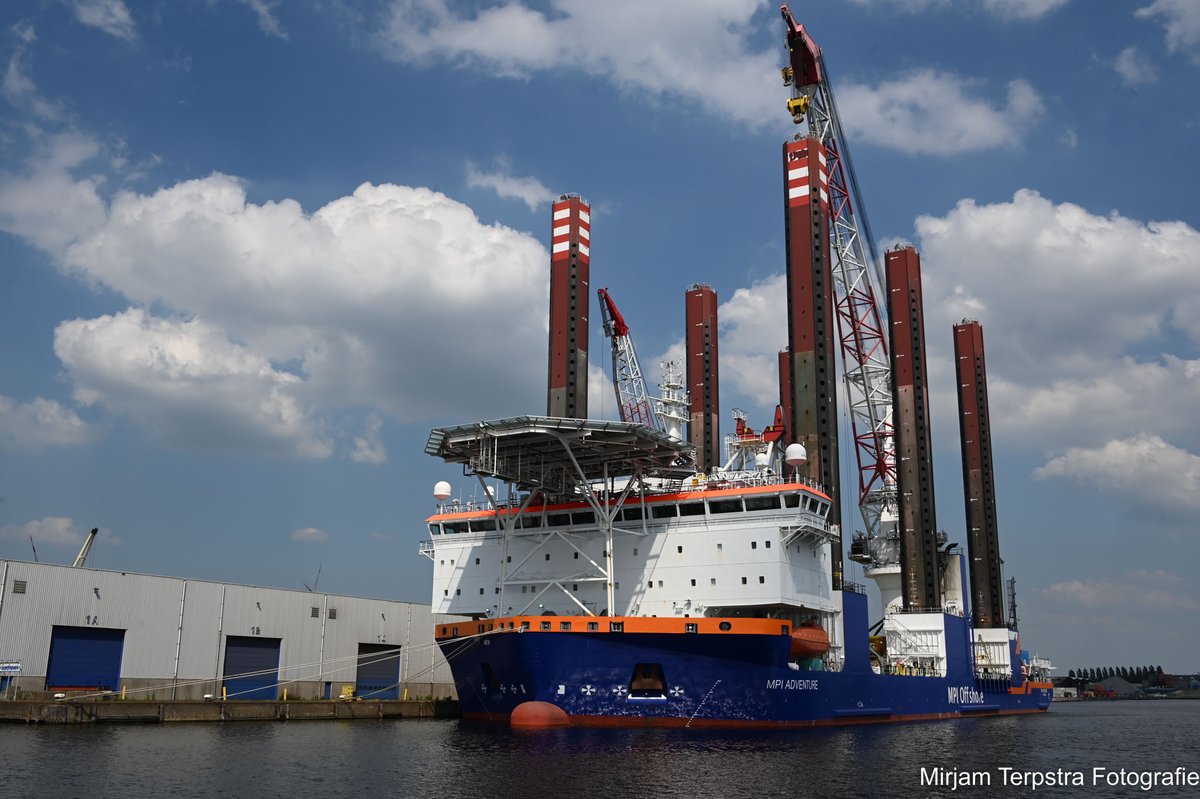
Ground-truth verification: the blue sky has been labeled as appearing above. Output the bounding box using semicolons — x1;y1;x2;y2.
1;0;1198;673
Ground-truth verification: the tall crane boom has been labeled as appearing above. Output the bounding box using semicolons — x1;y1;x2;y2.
780;4;897;547
597;288;663;432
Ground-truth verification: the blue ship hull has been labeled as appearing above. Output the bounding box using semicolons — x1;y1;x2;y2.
437;592;1053;727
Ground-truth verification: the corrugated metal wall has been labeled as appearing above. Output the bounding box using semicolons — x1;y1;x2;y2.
0;560;456;698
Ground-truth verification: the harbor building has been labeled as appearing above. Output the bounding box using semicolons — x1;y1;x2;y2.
0;560;456;701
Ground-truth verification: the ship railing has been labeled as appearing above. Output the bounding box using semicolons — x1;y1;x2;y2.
833;577;865;594
417;540;434;559
886;605;967;617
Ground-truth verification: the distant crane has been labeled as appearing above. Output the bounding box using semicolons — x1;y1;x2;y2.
303;563;323;593
597;287;664;433
72;527;99;568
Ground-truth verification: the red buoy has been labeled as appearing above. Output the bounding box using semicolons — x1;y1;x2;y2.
510;701;571;728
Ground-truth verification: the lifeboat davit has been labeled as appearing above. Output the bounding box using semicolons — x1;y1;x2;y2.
790;623;830;660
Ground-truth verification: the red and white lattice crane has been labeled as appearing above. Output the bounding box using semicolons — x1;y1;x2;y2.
780;4;898;557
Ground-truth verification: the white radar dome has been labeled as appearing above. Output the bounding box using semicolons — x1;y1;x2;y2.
784;443;808;467
754;452;770;470
433;481;452;502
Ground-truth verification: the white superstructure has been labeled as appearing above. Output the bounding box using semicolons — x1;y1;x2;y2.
421;417;848;662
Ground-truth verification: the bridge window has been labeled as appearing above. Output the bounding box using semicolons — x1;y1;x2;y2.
518;516;541;529
572;511;595;525
548;513;571;527
428;523;440;535
651;504;677;519
621;507;643;521
468;519;494;532
679;502;705;517
444;521;469;534
745;496;781;512
709;498;743;514
784;494;801;508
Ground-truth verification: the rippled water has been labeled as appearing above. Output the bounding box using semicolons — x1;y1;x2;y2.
1;701;1196;798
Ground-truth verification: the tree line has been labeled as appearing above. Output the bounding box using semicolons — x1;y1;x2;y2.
1066;666;1164;683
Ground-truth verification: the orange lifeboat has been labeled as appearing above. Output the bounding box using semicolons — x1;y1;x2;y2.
789;623;830;660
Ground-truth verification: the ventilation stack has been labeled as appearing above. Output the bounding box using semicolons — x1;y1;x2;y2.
685;284;720;471
954;320;1005;627
886;246;941;611
547;194;590;419
783;135;842;580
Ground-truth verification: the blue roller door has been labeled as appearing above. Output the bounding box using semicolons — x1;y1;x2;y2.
356;643;401;699
46;626;125;691
222;636;281;700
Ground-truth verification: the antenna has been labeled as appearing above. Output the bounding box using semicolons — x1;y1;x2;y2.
28;535;38;563
303;562;323;593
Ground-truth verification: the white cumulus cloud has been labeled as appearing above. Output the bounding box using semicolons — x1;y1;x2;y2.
238;0;287;39
1034;435;1200;515
54;309;332;457
836;71;1044;156
374;0;781;128
1137;0;1200;57
0;516;84;545
1037;569;1200;612
0;395;98;450
351;413;387;465
0;134;554;458
466;160;555;211
290;526;329;543
848;0;1068;20
1113;45;1158;85
70;0;137;42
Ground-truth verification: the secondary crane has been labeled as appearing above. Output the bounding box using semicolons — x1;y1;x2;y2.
780;4;898;562
597;287;663;433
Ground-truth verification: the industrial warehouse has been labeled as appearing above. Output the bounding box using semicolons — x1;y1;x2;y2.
0;559;455;702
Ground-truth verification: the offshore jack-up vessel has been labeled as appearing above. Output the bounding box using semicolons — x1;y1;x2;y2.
419;5;1053;727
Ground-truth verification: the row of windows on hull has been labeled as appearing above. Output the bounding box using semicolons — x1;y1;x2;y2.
431;493;827;536
442;571;804;598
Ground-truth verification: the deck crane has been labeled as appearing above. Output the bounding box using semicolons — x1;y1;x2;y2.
780;5;898;565
72;527;99;568
597;287;664;433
